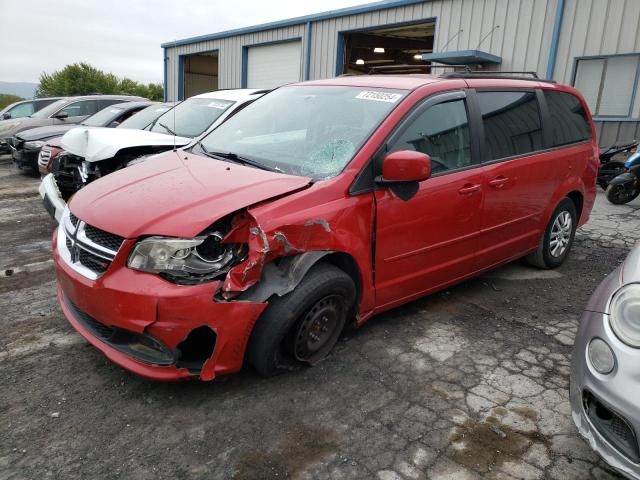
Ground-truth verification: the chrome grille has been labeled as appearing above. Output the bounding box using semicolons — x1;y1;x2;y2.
58;210;124;280
38;148;51;168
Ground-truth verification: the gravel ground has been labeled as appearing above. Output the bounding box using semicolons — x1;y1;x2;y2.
1;154;639;480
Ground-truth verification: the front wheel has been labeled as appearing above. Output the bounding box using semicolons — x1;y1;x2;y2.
246;263;355;377
526;198;577;269
605;183;640;205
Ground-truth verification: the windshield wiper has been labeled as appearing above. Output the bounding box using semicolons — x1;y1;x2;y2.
198;144;278;172
158;121;176;136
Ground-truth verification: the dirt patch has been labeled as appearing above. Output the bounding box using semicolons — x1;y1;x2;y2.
231;424;339;479
448;417;550;473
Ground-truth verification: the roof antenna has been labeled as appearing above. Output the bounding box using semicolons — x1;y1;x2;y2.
476;25;500;50
440;29;463;52
173;39;178;152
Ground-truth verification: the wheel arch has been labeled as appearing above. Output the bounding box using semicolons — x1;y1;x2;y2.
236;250;362;312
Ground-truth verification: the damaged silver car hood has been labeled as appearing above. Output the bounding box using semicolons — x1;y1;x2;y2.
60;127;192;163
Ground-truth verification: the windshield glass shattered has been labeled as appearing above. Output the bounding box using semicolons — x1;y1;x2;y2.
198;86;407;179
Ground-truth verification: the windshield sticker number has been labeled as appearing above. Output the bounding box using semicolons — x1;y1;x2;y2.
207;101;231;109
355;91;403;103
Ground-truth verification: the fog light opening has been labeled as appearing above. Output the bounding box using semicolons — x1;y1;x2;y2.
176;326;217;372
588;337;615;374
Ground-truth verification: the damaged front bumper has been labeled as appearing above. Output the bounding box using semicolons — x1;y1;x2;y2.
53;228;267;381
39;173;66;222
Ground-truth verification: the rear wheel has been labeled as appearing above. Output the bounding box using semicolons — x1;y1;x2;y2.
605;183;640;205
246;263;355;377
526;198;577;269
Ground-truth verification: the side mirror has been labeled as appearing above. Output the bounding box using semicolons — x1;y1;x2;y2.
379;150;432;183
108;121;120;128
53;111;69;120
1;112;10;120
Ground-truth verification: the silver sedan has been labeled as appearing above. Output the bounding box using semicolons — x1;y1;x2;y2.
571;242;640;479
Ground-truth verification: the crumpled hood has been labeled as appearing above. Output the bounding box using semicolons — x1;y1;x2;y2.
16;124;76;142
61;127;191;162
68;150;312;238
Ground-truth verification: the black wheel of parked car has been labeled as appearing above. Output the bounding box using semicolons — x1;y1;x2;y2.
246;263;355;377
605;183;640;205
526;198;577;269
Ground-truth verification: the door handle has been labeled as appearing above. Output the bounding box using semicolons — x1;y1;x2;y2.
489;176;509;188
458;184;481;195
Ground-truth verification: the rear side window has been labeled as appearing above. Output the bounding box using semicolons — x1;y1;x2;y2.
543;91;592;146
477;91;543;161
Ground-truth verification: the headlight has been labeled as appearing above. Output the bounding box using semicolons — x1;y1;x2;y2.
127;233;246;284
588;338;615;374
609;283;640;347
24;140;45;149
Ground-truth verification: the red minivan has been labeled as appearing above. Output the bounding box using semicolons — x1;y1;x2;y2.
52;73;598;381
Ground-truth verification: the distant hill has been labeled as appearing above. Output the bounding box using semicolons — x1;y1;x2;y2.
0;81;38;99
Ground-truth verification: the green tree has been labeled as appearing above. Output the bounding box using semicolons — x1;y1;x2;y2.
36;63;163;101
0;94;24;110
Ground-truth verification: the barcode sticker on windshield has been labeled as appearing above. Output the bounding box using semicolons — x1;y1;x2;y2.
207;101;231;109
355;91;402;103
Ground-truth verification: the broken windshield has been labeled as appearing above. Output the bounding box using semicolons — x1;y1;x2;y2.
197;86;408;179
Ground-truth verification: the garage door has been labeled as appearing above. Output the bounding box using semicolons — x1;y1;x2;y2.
246;41;302;89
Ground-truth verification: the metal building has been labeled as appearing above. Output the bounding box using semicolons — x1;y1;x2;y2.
163;0;640;145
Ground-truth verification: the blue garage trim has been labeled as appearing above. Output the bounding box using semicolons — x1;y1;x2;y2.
177;55;185;101
545;0;565;80
421;49;501;65
161;0;431;48
240;37;303;88
304;21;312;81
334;16;437;76
163;48;168;101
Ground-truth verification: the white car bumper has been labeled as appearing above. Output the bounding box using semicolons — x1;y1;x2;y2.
39;173;66;223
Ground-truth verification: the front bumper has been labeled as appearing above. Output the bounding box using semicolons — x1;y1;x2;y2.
39;173;66;222
571;271;640;479
12;145;40;169
53;227;267;381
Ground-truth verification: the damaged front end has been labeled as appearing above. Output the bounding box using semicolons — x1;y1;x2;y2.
54;204;344;381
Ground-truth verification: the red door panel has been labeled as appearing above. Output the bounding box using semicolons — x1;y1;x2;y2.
374;170;484;308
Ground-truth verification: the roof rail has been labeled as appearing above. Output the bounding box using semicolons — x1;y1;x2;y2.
366;64;471;75
441;71;557;83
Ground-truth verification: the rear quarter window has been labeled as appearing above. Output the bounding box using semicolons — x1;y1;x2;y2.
543;91;592;147
477;91;544;161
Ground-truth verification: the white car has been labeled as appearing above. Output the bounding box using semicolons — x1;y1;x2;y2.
39;89;268;222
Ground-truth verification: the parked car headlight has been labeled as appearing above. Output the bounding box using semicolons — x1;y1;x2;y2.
588;338;615;374
127;234;247;284
609;284;640;347
24;140;45;149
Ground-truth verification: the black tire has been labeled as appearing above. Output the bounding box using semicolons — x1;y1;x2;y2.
246;263;356;377
598;162;626;190
605;183;640;205
526;198;577;269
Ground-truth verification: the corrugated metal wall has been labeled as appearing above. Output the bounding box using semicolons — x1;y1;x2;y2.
165;24;305;98
553;0;640;146
309;0;558;79
165;0;559;100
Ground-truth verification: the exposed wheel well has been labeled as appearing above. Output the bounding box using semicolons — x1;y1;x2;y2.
321;252;362;314
566;191;584;222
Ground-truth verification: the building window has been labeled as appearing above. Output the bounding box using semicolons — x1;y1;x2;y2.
573;55;640;118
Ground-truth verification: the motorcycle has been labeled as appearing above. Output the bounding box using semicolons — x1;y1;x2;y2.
606;150;640;204
597;140;638;190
